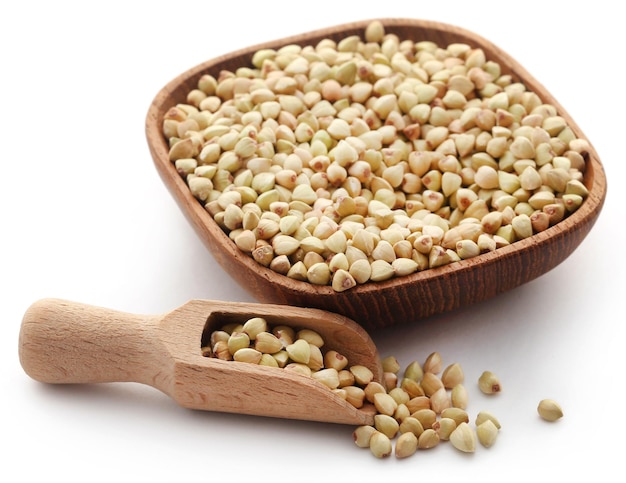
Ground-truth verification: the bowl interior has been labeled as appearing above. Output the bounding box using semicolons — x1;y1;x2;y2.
146;18;607;330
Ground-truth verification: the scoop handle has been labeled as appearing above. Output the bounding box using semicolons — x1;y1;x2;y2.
19;298;162;386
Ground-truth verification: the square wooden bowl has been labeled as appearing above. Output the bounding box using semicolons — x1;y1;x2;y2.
145;18;606;330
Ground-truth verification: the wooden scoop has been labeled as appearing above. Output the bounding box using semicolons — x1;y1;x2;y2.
19;298;382;426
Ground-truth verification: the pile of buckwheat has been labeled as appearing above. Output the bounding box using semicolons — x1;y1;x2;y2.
164;20;589;292
204;316;563;459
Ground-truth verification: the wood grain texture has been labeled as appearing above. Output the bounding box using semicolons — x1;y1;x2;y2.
145;18;607;330
19;298;382;425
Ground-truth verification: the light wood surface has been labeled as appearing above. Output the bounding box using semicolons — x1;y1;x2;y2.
19;298;382;425
145;18;607;330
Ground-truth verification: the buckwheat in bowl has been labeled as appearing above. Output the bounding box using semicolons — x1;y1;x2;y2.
145;18;606;330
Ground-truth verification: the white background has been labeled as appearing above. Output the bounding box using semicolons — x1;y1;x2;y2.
2;1;623;480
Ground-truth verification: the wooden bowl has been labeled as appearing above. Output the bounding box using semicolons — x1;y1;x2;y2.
145;18;607;331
